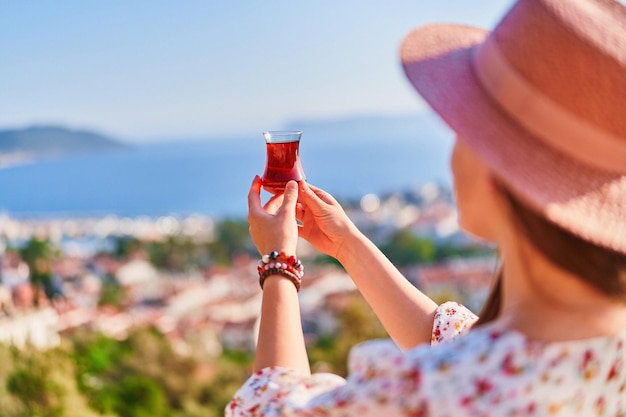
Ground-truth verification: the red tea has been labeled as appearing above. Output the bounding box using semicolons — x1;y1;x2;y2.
262;140;305;194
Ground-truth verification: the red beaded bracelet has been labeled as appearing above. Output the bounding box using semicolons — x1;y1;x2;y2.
258;251;304;292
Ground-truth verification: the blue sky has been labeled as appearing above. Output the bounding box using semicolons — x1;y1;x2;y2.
1;1;514;142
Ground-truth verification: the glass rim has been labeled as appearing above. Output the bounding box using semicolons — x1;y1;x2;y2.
263;130;302;143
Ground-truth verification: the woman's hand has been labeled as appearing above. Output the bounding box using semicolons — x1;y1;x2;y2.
248;176;300;256
296;182;360;260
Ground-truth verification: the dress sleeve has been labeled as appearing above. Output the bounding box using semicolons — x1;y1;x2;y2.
431;301;478;345
226;366;346;417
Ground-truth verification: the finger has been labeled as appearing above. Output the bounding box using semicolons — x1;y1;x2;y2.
306;183;339;205
296;203;309;237
264;193;284;214
295;201;303;217
247;175;263;214
299;181;334;214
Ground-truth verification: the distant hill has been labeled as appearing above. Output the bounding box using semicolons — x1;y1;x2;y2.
285;112;453;144
0;126;128;167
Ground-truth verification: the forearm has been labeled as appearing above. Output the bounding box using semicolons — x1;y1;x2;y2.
253;276;311;375
337;230;438;350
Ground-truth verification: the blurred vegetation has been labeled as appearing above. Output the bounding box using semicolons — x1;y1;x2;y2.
197;350;253;417
97;275;126;308
19;237;60;305
0;327;239;417
106;218;491;273
109;219;253;271
380;230;436;267
0;342;100;417
308;294;388;376
206;220;253;266
381;229;493;267
71;327;205;416
0;292;389;416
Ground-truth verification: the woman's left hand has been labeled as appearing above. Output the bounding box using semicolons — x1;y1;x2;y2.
248;176;300;256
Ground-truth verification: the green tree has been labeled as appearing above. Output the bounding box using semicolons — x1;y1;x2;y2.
6;366;64;416
380;230;494;267
72;327;204;416
111;236;144;260
98;275;126;308
2;345;100;417
112;376;167;417
380;230;437;267
198;350;252;417
19;237;58;305
434;241;495;261
146;235;210;272
207;220;252;265
308;294;388;376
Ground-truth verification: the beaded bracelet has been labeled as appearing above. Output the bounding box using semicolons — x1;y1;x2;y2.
258;251;304;292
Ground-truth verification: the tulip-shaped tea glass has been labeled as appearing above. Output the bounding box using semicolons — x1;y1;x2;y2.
261;131;306;194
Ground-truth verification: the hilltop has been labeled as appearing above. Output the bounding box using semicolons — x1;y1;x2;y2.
285;112;452;143
0;126;128;167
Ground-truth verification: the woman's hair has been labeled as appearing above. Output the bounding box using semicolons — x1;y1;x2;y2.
473;183;626;327
473;268;502;327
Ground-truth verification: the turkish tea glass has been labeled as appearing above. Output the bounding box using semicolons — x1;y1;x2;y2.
261;131;306;194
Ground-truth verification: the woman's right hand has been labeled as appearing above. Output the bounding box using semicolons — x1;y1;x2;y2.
296;182;360;260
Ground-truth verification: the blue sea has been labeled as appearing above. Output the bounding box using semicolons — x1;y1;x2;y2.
0;134;453;219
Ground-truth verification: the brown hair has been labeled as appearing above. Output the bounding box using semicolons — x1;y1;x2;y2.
473;185;626;327
473;267;502;327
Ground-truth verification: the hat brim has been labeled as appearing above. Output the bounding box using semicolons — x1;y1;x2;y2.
400;24;626;253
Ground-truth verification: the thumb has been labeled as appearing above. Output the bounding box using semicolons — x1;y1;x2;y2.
278;181;299;214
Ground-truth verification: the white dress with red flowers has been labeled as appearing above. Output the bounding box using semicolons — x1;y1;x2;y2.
226;301;626;416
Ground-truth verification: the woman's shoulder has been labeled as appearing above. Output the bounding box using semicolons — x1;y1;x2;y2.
348;322;626;414
346;324;506;389
432;301;479;344
424;325;626;413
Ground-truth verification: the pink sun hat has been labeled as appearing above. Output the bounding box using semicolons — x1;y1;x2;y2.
401;0;626;254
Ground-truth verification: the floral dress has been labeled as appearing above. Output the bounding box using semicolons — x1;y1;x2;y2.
226;301;626;416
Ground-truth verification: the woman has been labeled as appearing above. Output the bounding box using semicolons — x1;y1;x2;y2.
228;0;626;415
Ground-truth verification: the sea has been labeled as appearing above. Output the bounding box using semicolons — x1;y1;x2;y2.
0;133;454;220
